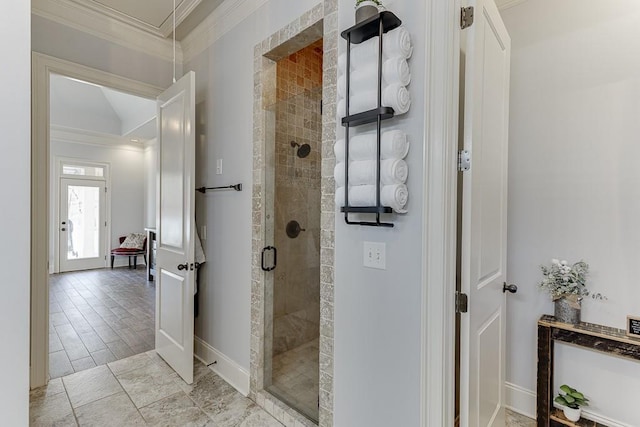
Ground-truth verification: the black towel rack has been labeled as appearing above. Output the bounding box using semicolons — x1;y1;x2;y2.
196;183;243;193
340;11;402;227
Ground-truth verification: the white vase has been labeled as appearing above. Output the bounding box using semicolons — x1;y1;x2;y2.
563;406;581;422
355;1;379;23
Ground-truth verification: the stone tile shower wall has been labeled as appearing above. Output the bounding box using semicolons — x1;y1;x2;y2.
273;41;323;356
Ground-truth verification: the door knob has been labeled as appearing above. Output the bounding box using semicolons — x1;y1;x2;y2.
177;263;189;271
503;282;518;294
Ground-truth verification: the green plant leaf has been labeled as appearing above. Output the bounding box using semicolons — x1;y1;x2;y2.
564;394;575;404
569;391;585;400
554;396;568;406
560;384;574;394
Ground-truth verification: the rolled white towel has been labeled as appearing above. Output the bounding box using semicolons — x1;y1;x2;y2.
334;130;409;162
338;26;413;71
334;159;408;187
338;57;411;98
338;83;411;117
335;184;409;213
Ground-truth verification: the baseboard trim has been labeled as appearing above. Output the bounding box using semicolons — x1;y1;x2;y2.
580;410;632;427
505;382;536;419
505;382;633;427
194;336;250;396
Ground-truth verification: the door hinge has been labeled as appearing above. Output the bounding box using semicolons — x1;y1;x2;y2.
458;150;471;172
461;6;475;29
456;291;468;314
105;187;107;193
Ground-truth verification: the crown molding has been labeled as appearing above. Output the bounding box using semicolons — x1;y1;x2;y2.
497;0;529;11
50;125;147;152
68;0;202;38
181;0;269;63
32;0;183;63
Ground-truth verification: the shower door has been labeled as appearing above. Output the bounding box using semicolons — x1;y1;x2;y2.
263;88;322;422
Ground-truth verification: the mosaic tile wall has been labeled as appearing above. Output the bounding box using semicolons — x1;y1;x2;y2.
272;42;323;356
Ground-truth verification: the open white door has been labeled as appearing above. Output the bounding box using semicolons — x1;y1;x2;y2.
155;71;196;384
459;0;511;426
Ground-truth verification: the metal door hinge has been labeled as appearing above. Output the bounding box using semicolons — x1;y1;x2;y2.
461;6;474;29
458;150;471;172
456;292;468;314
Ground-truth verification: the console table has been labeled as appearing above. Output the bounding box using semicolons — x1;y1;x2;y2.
537;315;640;426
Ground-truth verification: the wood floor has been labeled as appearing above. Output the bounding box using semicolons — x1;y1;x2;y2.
48;267;155;379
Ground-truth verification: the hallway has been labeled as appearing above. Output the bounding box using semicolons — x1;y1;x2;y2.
30;351;283;426
49;268;154;378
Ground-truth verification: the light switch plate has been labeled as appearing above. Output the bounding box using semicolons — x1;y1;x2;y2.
363;241;386;270
216;158;223;175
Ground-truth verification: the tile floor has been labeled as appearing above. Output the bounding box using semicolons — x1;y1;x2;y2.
49;267;155;379
506;409;536;426
30;350;284;427
268;339;319;422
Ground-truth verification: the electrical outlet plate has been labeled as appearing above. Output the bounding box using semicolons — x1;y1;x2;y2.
363;241;386;270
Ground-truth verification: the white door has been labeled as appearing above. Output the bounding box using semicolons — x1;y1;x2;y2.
459;0;511;426
155;71;196;384
59;178;106;272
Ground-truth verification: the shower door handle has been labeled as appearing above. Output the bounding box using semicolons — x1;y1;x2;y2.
261;246;277;272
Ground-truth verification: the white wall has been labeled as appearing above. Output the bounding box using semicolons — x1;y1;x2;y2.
50;139;146;269
503;1;640;424
32;14;176;89
184;0;322;371
333;1;427;426
0;0;30;424
144;140;159;229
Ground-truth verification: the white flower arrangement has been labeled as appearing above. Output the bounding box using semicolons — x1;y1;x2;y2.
539;259;605;301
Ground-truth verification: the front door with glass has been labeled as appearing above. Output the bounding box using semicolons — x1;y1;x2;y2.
59;177;107;272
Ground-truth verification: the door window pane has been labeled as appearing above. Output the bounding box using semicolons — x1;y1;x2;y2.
66;185;100;260
62;164;104;177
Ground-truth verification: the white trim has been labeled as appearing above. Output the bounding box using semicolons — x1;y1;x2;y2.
65;0;202;38
421;0;460;425
505;382;536;420
51;125;147;152
194;336;250;397
52;157;111;274
32;0;183;63
581;410;633;427
181;0;269;63
496;0;529;11
31;52;163;389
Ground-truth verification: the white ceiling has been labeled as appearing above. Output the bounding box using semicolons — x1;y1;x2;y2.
50;74;157;142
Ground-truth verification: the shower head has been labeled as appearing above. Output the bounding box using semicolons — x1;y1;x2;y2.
290;141;311;159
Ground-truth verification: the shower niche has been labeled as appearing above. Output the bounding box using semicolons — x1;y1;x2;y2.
262;39;323;423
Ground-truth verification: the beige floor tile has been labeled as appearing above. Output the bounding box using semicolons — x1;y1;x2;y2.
29;377;65;401
204;394;256;427
74;392;145;426
108;352;153;376
115;361;183;408
236;406;285;427
29;388;76;427
139;392;210;427
506;409;536;426
63;365;123;408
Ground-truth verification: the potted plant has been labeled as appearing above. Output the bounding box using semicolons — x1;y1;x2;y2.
355;0;382;24
554;384;589;422
539;259;605;324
